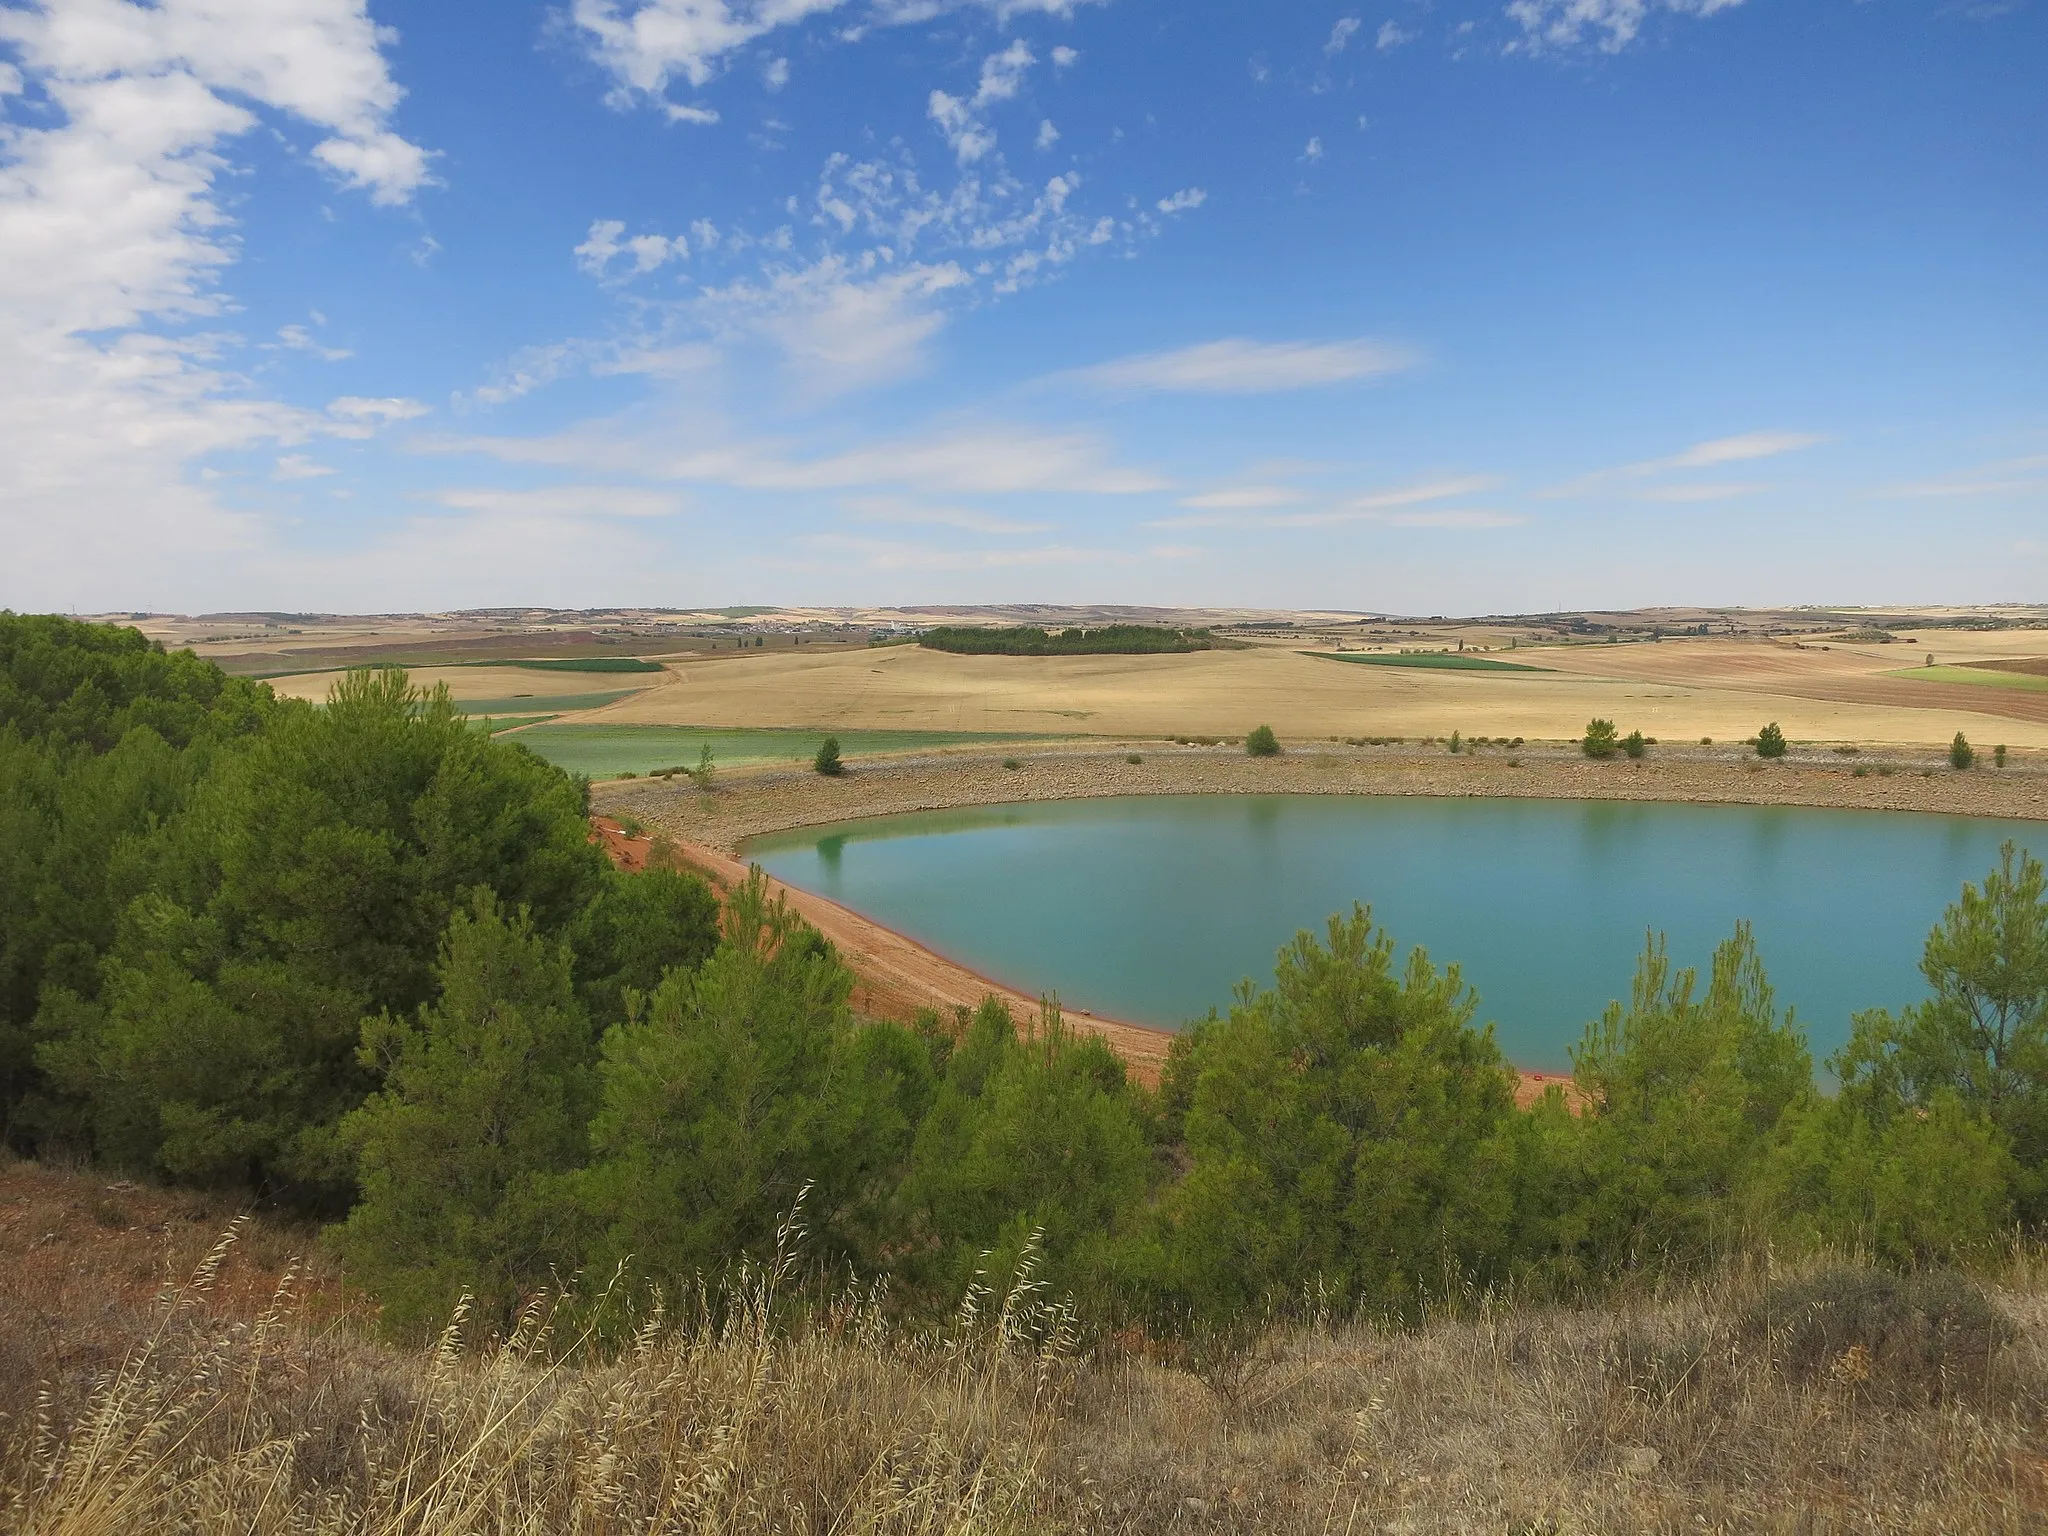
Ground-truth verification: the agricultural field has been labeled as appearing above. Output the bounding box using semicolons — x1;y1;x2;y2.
1888;664;2048;693
585;631;2048;749
504;723;1052;778
260;663;662;713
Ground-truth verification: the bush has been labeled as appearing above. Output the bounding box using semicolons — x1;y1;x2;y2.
1582;719;1618;759
1245;725;1280;757
1741;1267;2013;1404
813;736;844;776
1125;753;1143;765
1756;723;1787;759
1994;744;2007;768
1621;730;1646;760
1002;758;1022;771
1950;732;1974;771
1448;730;1462;754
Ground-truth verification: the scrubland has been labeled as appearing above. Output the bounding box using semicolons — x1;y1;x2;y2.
3;1170;2044;1536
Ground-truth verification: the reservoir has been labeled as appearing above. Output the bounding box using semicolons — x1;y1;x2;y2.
746;794;2042;1070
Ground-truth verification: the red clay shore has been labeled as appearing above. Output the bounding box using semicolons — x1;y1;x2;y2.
591;816;1578;1103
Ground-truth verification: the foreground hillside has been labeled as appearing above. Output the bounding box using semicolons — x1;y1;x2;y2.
3;1157;2044;1534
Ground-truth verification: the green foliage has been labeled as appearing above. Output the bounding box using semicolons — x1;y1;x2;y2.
695;742;716;785
1145;907;1520;1332
1833;841;2048;1219
1581;719;1618;759
1315;652;1549;673
918;624;1212;656
814;736;843;776
1621;730;1647;760
567;866;721;1025
1756;723;1787;759
1529;926;1813;1283
895;998;1153;1307
1995;744;2008;768
0;612;270;753
1950;731;1975;770
36;667;610;1204
570;873;932;1290
333;893;598;1337
1245;725;1280;757
1447;731;1462;754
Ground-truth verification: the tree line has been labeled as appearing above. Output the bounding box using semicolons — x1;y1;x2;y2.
915;624;1215;656
3;613;2043;1344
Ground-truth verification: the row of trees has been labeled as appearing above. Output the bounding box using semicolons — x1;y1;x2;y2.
5;614;2045;1346
916;625;1214;656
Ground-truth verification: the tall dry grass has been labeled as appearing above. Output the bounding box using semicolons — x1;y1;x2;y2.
4;1227;2046;1533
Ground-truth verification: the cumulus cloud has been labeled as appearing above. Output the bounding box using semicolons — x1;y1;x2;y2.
574;218;690;278
276;323;352;361
1071;337;1416;394
1036;118;1060;149
844;494;1051;534
1155;187;1206;213
1326;16;1363;52
1302;135;1324;162
274;454;337;480
928;39;1036;164
0;0;433;607
1506;0;1746;55
1376;19;1414;49
1050;44;1079;67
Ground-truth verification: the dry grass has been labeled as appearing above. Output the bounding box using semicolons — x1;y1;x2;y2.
587;641;2048;749
4;1166;2046;1535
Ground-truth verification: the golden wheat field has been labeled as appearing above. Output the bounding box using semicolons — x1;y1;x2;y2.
579;635;2048;749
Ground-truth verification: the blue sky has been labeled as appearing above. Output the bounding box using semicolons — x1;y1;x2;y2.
1;0;2042;614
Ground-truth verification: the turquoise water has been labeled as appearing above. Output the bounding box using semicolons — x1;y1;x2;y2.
746;795;2043;1070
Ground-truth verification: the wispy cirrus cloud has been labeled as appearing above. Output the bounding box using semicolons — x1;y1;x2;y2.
844;494;1051;534
1152;475;1514;529
1540;430;1823;499
1881;455;2048;498
1068;337;1417;395
433;485;686;518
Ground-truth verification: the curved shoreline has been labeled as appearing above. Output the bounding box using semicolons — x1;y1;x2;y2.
597;745;2042;1100
601;739;2048;854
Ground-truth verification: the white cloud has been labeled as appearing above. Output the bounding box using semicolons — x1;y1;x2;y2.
0;0;432;608
1072;336;1416;394
1155;187;1206;213
1637;481;1768;503
575;217;691;278
1326;16;1363;53
927;40;1036;165
1050;44;1079;67
1179;485;1310;510
805;532;1127;571
844;494;1051;534
928;89;996;165
763;55;790;89
1152;476;1507;529
436;421;1170;497
1541;430;1824;497
1302;136;1324;162
1882;455;2048;498
1036;118;1060;149
1376;19;1414;49
1506;0;1746;55
328;395;430;427
274;453;337;480
433;485;685;518
276;323;352;361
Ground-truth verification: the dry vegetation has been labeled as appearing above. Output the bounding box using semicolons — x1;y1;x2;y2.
5;1161;2046;1535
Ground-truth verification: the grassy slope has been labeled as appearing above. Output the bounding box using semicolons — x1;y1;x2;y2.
509;723;1055;778
3;1158;2042;1534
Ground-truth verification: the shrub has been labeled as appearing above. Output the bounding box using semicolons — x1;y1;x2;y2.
1448;730;1462;754
1002;758;1022;771
1621;730;1646;760
1994;744;2007;768
1700;736;1713;745
1126;753;1143;765
1949;732;1974;771
1245;725;1280;757
814;736;844;776
1756;723;1787;759
1582;719;1618;759
1741;1268;2013;1404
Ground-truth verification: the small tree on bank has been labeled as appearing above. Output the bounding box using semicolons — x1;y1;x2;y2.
1246;725;1280;757
814;736;845;776
1622;730;1647;760
1756;723;1787;760
1951;733;1975;771
1582;719;1618;759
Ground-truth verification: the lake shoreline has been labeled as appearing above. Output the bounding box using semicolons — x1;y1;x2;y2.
599;738;2048;854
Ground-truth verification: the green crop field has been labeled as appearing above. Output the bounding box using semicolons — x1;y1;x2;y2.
463;656;669;674
457;689;646;715
470;714;558;733
1888;665;2048;693
504;724;1051;778
1310;651;1550;673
